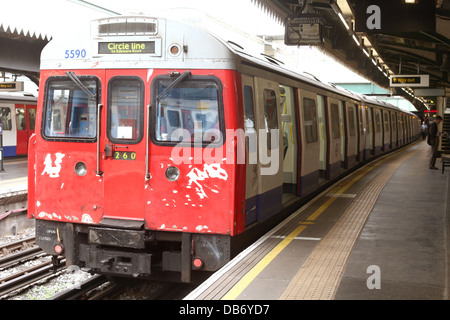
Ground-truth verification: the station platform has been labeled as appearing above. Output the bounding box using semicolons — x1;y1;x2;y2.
0;157;28;194
0;157;28;212
185;139;450;300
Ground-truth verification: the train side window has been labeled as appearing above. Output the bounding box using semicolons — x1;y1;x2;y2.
375;110;381;133
108;77;144;144
330;103;340;139
16;108;26;130
43;77;98;141
0;107;12;130
243;86;255;132
303;97;318;143
347;107;356;137
263;89;278;131
152;76;223;146
28;108;36;130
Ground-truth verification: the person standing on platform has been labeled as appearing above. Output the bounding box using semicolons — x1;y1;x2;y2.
428;115;443;170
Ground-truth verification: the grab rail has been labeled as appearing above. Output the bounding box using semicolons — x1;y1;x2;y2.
96;104;103;177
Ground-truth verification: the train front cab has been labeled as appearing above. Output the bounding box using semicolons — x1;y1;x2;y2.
30;68;247;282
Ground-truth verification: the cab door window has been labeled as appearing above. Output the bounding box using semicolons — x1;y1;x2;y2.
107;77;144;144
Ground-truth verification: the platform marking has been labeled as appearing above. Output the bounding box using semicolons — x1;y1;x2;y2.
220;156;389;300
270;235;321;241
0;177;28;188
221;224;308;300
185;144;417;300
280;149;417;300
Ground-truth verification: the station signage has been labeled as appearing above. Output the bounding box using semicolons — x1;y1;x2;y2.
0;82;24;92
389;74;429;87
98;41;156;54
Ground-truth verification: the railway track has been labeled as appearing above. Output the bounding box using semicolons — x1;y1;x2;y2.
0;258;66;297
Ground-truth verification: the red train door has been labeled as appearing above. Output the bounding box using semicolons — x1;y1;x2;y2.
101;72;147;224
27;105;36;143
15;105;27;155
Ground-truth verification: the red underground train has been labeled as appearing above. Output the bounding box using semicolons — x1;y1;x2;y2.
28;16;420;282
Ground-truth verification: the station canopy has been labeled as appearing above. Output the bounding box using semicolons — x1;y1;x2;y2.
251;0;450;113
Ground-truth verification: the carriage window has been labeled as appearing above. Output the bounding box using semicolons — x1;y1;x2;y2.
28;108;36;130
347;107;356;137
375;110;381;133
330;103;340;139
153;77;222;145
384;112;390;132
303;97;318;143
0;107;12;130
43;78;98;140
108;78;144;144
16;108;26;130
263;89;278;131
243;86;255;133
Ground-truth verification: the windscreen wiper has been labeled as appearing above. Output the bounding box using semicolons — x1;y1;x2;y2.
156;70;191;101
65;71;96;100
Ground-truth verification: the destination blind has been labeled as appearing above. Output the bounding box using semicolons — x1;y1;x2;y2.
99;41;156;54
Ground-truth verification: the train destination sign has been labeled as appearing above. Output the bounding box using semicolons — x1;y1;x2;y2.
389;74;429;88
99;41;156;54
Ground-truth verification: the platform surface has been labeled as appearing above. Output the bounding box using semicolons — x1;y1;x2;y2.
185;140;450;300
0;157;28;197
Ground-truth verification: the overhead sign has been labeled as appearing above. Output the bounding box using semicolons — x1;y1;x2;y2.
0;82;24;92
414;88;445;96
389;74;429;87
355;0;435;33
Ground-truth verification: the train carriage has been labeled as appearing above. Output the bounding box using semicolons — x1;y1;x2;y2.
29;16;421;282
0;93;37;157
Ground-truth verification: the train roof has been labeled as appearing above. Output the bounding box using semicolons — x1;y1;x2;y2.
40;15;414;116
0;92;38;104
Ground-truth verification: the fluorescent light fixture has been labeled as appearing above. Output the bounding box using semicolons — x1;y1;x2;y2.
363;48;370;57
352;34;360;46
338;12;350;30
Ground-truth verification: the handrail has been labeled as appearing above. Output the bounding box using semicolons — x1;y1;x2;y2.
145;104;151;181
96;103;103;177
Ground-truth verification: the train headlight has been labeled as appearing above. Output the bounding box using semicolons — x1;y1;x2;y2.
75;162;87;176
169;44;181;56
165;166;180;181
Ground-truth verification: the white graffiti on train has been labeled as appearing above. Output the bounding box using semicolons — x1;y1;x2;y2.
186;163;228;199
41;153;65;178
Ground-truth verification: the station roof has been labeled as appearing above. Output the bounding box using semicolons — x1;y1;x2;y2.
251;0;450;113
0;24;51;85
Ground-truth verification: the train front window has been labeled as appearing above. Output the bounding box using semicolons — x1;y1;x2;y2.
152;76;223;146
43;77;98;140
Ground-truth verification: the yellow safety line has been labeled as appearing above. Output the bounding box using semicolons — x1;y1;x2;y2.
221;146;413;300
222;224;308;300
0;177;27;184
